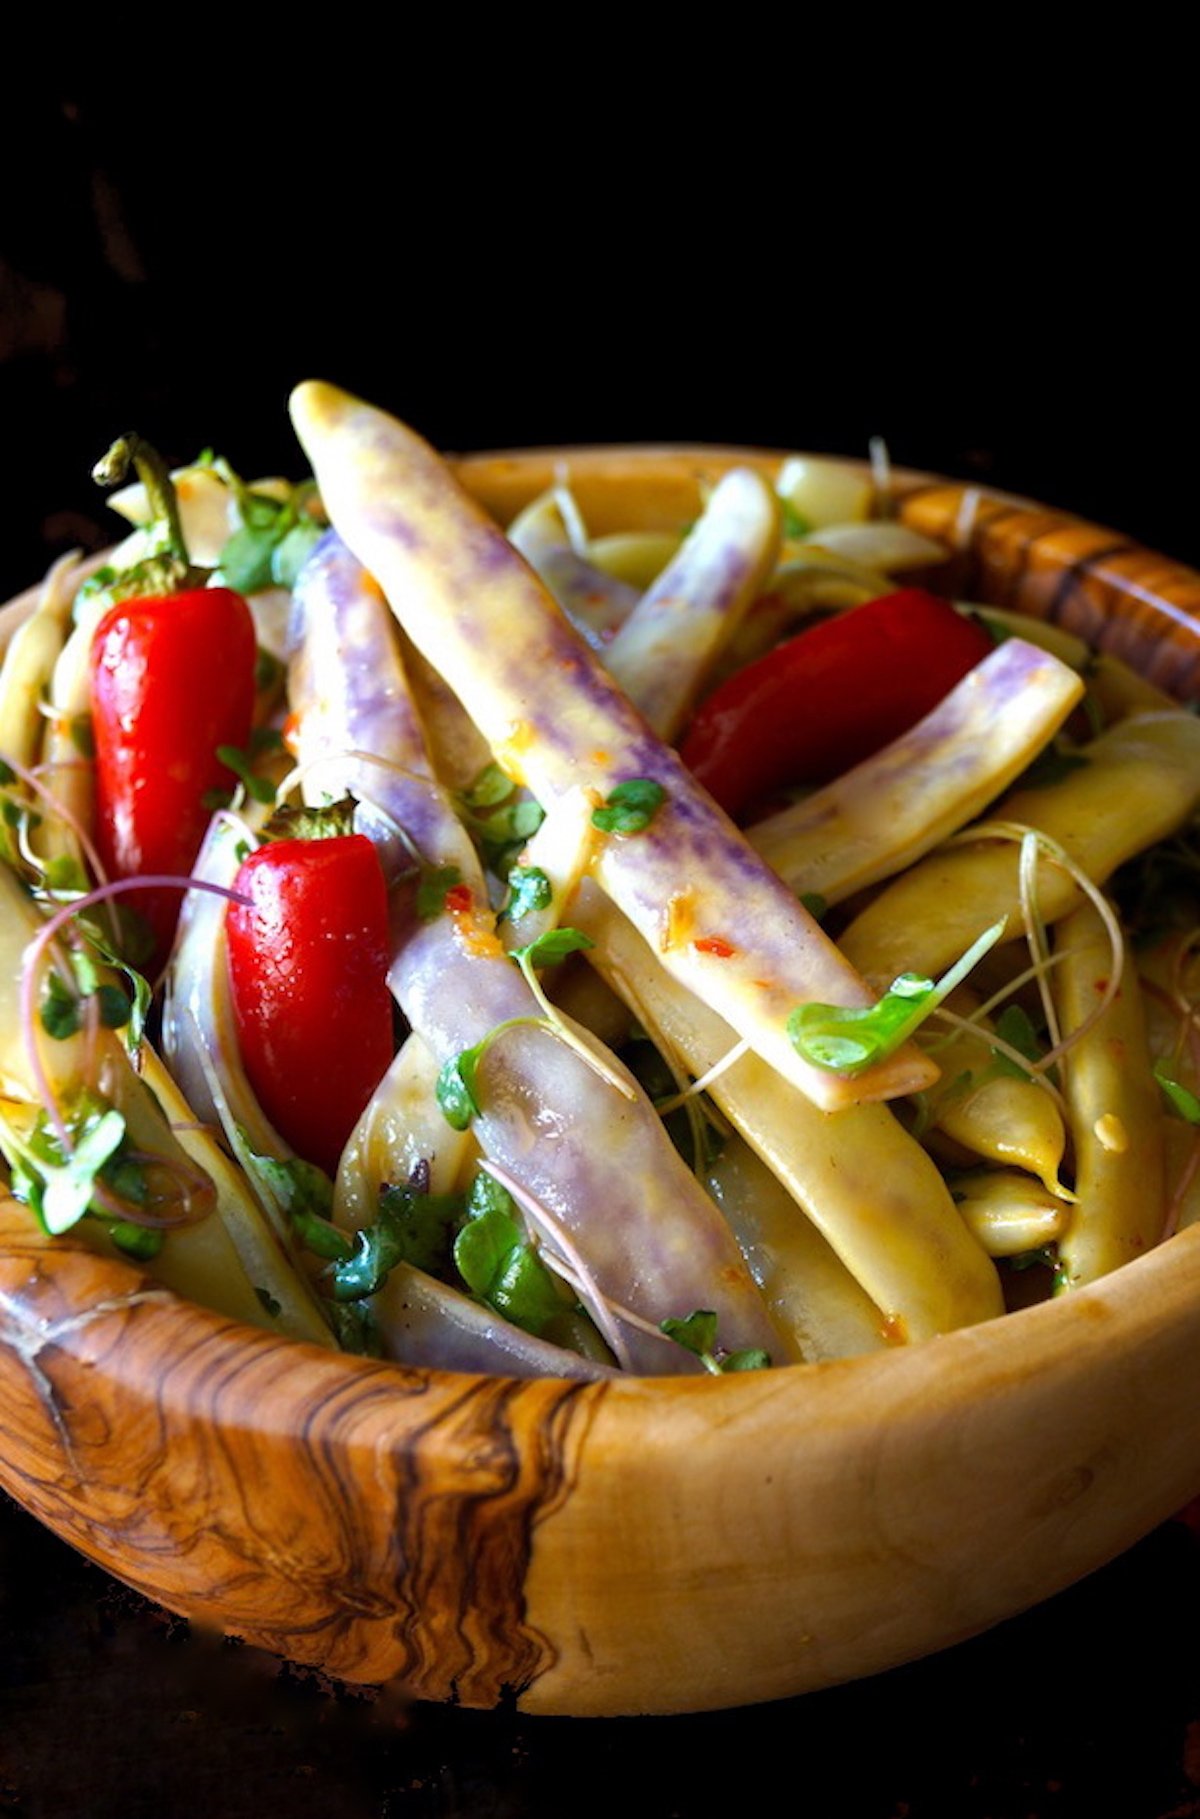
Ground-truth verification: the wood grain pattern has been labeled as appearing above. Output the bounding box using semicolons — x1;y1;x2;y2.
2;447;1200;1716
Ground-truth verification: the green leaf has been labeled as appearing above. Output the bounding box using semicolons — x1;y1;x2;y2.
461;762;514;810
330;1180;462;1300
721;1348;771;1372
245;1149;349;1258
500;865;552;924
789;919;1007;1075
328;1299;383;1356
511;927;594;970
661;1309;719;1358
255;1286;283;1318
109;1220;164;1261
40;1108;127;1236
779;500;812;539
1155;1067;1200;1125
991;1002;1044;1077
270;519;324;588
416;864;463;920
215;522;279;594
436;1047;484;1130
215;743;276;805
591;778;667;836
799;891;828;922
40;973;82;1040
453;1173;567;1338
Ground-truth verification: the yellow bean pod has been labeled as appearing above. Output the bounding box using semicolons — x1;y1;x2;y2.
705;1137;889;1361
841;712;1200;988
1052;899;1166;1286
951;1169;1070;1258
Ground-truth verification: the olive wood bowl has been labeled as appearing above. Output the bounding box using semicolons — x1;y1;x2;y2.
2;448;1199;1718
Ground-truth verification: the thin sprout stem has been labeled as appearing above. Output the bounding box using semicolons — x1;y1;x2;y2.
20;875;250;1157
3;751;119;941
1165;1133;1200;1241
927;1006;1069;1116
656;1038;751;1114
476;1159;634;1371
1018;830;1062;1056
943;820;1126;1078
515;952;636;1100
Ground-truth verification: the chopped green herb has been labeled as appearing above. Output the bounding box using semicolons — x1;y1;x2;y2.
779;500;812;540
416;864;462;920
255;1286;283;1318
500;865;553;925
591;778;666;836
462;762;515;810
789;919;1007;1074
799;891;828;922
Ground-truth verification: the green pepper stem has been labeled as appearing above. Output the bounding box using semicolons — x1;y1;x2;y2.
92;433;190;568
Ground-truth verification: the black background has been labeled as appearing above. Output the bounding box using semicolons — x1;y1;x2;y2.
3;68;1200;1819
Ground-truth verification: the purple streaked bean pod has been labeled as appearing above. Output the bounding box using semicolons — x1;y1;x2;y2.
287;533;781;1374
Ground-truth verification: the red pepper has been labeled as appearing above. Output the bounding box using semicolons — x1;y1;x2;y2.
90;587;257;966
226;835;395;1176
678;589;995;818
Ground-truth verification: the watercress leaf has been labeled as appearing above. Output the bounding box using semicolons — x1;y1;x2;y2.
799;891;827;922
489;1245;565;1335
661;1309;719;1358
95;982;132;1030
436;1047;483;1130
41;1108;126;1236
591;778;666;836
721;1348;771;1372
511;927;594;970
788;919;1007;1076
40;973;82;1040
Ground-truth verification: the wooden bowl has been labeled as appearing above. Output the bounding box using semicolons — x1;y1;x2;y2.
2;448;1200;1718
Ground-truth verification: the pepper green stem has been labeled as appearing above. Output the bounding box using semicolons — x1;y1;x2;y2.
92;433;191;569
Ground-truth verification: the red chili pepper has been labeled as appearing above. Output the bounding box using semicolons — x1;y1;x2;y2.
226;835;395;1176
90;587;257;966
678;589;995;818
